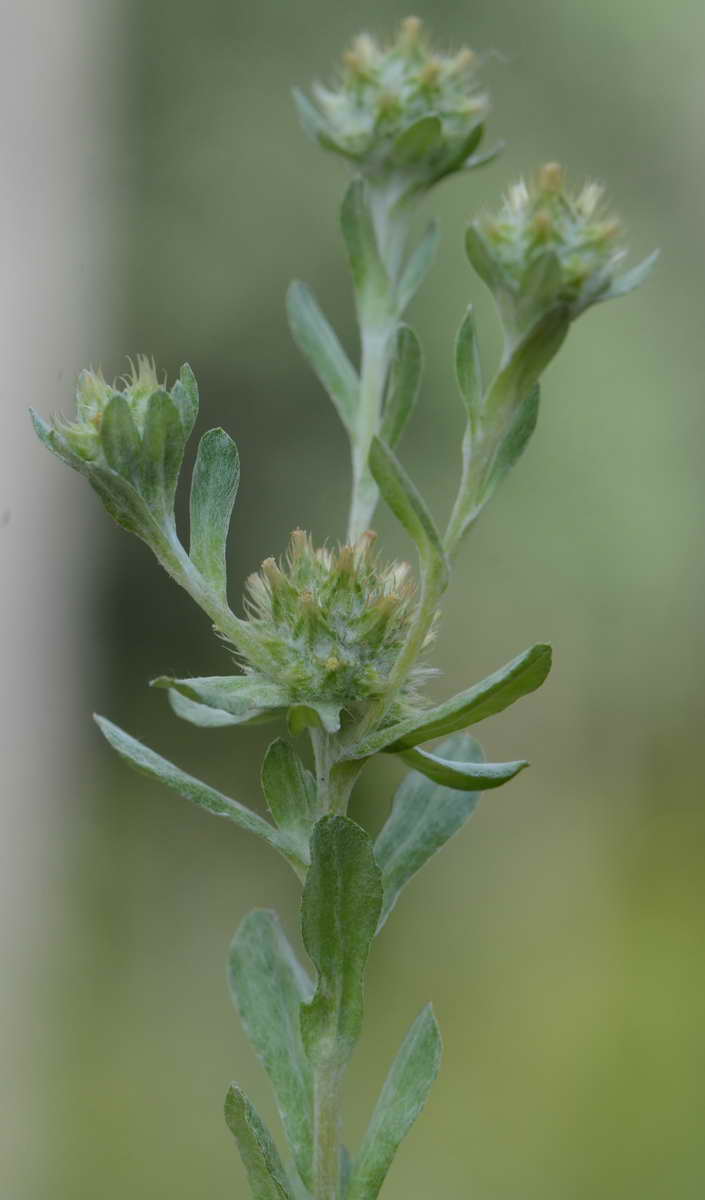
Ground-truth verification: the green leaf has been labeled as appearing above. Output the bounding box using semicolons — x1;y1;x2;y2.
392;116;442;166
347;1005;442;1200
368;436;448;590
599;249;659;302
397;221;439;313
486;308;570;423
287;702;342;736
340;180;391;306
230;910;314;1189
455;306;483;423
86;464;173;552
291;87;355;158
262;739;318;855
94;716;300;867
152;674;289;719
170;362;199;441
400;745;527;790
189;427;240;602
30;409;88;473
300;816;383;1068
353;643;552;758
380;326;422;449
100;394;142;488
486;383;540;499
465;224;502;293
140;390;185;517
168;688;269;728
375;734;484;929
224;1085;292;1200
287;282;359;434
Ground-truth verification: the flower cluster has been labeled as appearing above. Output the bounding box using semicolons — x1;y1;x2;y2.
238;529;430;718
54;357;165;462
467;163;643;336
295;16;490;195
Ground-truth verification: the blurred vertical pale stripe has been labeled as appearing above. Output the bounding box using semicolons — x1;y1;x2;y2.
1;1;115;1193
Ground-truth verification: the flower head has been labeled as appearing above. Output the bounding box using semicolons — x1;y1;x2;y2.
295;17;491;196
235;529;432;724
467;164;656;338
54;356;166;462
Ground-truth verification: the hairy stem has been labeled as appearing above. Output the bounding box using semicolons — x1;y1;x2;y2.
312;1060;343;1200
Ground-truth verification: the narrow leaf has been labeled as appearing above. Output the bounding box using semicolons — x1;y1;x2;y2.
465;224;502;292
353;643;552;757
400;745;527;791
262;738;318;852
168;688;269;728
300;816;383;1067
100;394;141;488
94;716;298;864
87;464;172;553
455;306;482;422
224;1085;292;1200
599;249;659;301
375;733;484;929
170;362;199;440
397;221;439;313
368;436;448;590
287;281;359;433
486;383;540;499
347;1005;442;1200
152;674;288;718
230;910;314;1189
189;427;240;602
140;390;185;516
381;326;422;449
340;180;390;303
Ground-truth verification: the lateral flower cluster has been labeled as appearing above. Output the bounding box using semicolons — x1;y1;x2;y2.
295;16;491;196
467;163;657;338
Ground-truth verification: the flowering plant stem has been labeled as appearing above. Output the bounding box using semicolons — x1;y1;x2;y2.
32;18;654;1200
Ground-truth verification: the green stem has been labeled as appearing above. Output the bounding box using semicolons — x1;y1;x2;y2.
348;323;395;542
312;1060;343;1200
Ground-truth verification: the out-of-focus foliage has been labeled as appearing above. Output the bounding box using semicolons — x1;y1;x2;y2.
21;1;705;1198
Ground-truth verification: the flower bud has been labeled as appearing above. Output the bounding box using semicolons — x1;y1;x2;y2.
55;357;164;462
237;530;431;723
466;165;656;338
294;17;491;197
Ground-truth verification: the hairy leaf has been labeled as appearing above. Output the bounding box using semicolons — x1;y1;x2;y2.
140;390;185;517
599;249;659;302
381;326;422;449
369;436;448;590
375;734;484;929
340;180;390;306
224;1085;292;1200
94;716;300;868
287;281;359;433
170;362;199;440
455;306;483;423
152;674;289;719
353;643;552;757
100;394;141;489
230;911;314;1188
189;427;240;603
400;745;527;790
262;739;318;854
347;1005;442;1200
300;816;383;1067
397;221;439;313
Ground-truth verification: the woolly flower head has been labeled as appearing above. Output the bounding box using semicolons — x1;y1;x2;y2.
55;356;165;461
238;529;433;720
295;17;491;195
467;163;656;338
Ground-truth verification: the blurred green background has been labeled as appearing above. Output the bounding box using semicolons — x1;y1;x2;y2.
5;1;705;1197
